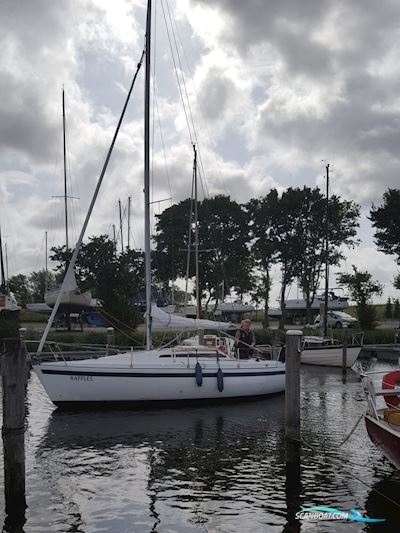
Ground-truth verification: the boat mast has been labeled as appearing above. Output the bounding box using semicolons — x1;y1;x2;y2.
0;227;5;291
193;144;200;320
144;0;152;350
324;163;329;337
45;230;48;291
62;88;69;253
119;198;124;253
128;196;131;250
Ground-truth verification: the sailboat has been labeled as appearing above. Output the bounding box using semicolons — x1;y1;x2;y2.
0;226;21;315
300;164;361;367
44;89;92;315
32;0;285;407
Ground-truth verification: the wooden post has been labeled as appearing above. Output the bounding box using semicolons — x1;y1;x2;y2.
319;302;325;338
106;327;114;355
284;439;301;532
285;330;302;442
342;328;348;373
2;339;27;530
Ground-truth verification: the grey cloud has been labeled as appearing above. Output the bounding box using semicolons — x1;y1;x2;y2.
197;67;237;121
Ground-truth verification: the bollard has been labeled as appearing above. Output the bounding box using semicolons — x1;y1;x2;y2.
342;329;348;373
106;327;115;356
285;330;302;442
2;340;27;530
198;328;204;346
319;302;326;338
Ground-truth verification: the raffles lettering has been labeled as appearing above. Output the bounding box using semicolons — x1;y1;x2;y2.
70;375;93;381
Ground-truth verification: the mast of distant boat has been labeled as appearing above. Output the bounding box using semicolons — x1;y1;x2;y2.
62;88;69;254
144;0;153;350
193;144;200;320
323;163;329;337
45;230;48;291
0;226;6;292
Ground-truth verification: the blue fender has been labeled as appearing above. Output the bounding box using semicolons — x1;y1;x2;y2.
195;362;203;386
217;368;224;392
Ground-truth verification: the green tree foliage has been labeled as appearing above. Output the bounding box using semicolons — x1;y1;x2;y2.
153;199;192;287
394;298;400;320
247;190;280;327
8;270;56;306
50;236;144;328
337;266;383;329
370;189;400;260
30;270;56;301
248;187;359;327
384;297;393;319
296;189;359;322
8;274;31;306
154;195;253;312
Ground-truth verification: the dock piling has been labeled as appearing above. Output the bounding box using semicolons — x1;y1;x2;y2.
342;329;348;373
285;330;302;442
106;327;115;355
2;339;27;531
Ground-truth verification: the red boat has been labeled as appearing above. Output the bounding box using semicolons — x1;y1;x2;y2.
362;370;400;469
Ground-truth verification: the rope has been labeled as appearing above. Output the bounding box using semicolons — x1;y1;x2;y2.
299;436;400;511
337;413;364;447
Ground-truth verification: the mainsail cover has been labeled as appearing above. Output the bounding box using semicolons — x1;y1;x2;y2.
151;304;236;330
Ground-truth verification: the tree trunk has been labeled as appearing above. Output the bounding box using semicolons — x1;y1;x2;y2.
263;270;270;328
305;293;311;324
279;280;286;330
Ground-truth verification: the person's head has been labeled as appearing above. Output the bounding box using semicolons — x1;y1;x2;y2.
241;319;251;330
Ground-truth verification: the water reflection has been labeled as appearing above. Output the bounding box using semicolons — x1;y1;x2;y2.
365;471;400;531
2;362;400;531
35;397;287;532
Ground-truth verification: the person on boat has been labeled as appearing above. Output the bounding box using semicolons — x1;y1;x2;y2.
235;319;255;359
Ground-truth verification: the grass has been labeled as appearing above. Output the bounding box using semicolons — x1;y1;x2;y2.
19;308;47;322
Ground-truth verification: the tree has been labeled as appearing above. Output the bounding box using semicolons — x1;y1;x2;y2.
30;270;55;301
384;297;393;319
247;190;280;327
8;274;31;306
394;299;400;320
51;235;144;328
370;189;400;261
153;199;193;289
296;189;360;323
337;266;383;329
154;195;253;312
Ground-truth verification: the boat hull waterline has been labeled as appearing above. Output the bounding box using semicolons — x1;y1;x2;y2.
365;414;400;469
300;346;361;367
33;352;285;405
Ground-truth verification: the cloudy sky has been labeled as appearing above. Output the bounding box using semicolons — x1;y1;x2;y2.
1;0;400;305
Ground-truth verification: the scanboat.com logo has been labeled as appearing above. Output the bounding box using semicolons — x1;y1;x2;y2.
296;506;386;523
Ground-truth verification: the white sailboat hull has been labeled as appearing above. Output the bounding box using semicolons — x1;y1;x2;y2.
300;345;361;367
33;351;285;406
45;288;92;312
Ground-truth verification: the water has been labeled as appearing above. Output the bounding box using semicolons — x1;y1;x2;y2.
1;360;400;532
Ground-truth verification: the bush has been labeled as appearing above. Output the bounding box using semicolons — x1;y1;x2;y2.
0;315;19;341
356;304;378;330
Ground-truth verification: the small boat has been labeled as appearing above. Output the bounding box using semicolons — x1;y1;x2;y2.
361;370;400;469
34;347;285;407
44;284;92;313
300;336;361;367
0;227;21;315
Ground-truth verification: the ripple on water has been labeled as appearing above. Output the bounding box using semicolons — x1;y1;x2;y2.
1;363;400;531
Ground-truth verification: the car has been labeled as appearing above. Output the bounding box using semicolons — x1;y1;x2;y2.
314;311;358;329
